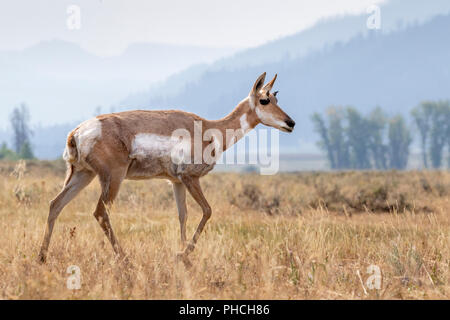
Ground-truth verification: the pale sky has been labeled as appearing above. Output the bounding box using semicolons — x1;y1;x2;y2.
0;0;386;56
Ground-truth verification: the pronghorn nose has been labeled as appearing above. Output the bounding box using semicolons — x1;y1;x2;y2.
285;118;295;128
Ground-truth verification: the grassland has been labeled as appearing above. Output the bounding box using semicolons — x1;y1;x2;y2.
0;160;448;299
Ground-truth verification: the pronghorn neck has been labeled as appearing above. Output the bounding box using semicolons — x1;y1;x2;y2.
207;97;260;150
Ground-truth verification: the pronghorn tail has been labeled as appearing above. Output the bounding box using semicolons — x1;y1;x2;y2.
62;131;78;186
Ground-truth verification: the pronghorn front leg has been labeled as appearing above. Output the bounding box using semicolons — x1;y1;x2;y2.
172;182;188;245
178;176;212;263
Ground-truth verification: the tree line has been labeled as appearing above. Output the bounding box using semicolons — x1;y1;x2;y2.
2;101;449;170
312;101;450;170
411;101;450;169
0;104;35;161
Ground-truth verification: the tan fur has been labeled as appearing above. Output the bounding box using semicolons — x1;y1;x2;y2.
38;72;295;265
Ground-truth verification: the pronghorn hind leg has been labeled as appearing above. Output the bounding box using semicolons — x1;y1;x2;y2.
93;169;127;259
178;176;212;265
172;182;188;245
38;168;95;263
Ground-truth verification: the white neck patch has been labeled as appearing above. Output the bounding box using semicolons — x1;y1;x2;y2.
248;95;256;110
240;114;251;134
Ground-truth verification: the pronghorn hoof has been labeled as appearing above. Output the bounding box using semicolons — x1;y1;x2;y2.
114;254;133;267
119;256;131;265
175;251;185;260
38;253;47;264
176;252;192;268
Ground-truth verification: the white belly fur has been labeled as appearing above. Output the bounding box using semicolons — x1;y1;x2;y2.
131;133;180;160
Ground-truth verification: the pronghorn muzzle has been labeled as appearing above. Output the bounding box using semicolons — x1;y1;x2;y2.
282;116;296;133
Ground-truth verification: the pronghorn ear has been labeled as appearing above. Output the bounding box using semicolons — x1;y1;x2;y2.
263;74;277;92
250;72;266;96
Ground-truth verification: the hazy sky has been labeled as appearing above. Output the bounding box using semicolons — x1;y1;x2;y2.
0;0;386;56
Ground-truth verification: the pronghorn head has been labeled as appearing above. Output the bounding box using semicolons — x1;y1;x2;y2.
248;72;295;133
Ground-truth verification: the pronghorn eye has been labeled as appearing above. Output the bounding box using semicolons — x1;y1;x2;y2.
259;98;270;105
273;91;279;97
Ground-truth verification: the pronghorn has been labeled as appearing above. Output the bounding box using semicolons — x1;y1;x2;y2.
38;72;295;265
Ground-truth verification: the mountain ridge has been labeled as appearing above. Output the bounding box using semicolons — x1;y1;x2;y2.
122;13;450;153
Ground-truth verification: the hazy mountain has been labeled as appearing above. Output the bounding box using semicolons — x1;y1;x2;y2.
122;13;450;153
122;0;450;108
0;40;238;128
210;0;450;69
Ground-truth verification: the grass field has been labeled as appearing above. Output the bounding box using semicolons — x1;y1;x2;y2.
0;160;448;299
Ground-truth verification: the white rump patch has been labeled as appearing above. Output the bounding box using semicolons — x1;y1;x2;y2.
67;118;102;161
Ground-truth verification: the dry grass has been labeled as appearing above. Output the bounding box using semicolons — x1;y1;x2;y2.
0;160;448;300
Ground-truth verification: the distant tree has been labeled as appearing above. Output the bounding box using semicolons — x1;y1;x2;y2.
411;102;433;168
388;115;412;169
0;142;6;160
429;101;449;169
328;107;350;169
19;141;35;159
346;107;371;169
0;142;18;161
367;107;388;169
10;103;33;156
440;101;450;169
447;105;450;168
312;113;335;169
312;107;349;169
